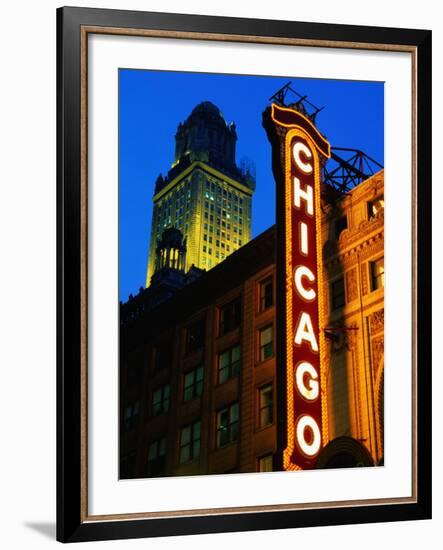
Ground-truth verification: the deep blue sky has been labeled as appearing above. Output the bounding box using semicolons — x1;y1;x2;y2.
119;70;384;301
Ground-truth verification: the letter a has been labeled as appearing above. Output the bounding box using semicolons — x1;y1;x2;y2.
294;312;318;352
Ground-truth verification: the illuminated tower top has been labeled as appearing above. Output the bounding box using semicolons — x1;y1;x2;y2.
175;101;237;168
146;101;255;287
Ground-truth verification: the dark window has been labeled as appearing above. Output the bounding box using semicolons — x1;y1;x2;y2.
218;345;241;384
219;298;241;336
334;216;348;239
153;343;172;372
186;319;206;354
123;401;139;431
259;277;273;311
259;325;274;362
368;195;384;218
258;454;273;472
216;403;239;448
258;384;274;428
370;257;384;290
331;277;345;310
152;384;170;416
179;420;201;464
183;366;204;402
146;437;166;477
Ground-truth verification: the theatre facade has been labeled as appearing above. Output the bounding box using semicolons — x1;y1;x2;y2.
120;166;384;478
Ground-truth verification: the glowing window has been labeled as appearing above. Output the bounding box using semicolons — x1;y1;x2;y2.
371;257;384;290
368;195;384;218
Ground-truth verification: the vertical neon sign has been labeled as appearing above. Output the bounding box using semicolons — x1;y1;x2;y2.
264;104;331;470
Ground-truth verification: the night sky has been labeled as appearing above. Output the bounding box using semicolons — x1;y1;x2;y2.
119;69;384;301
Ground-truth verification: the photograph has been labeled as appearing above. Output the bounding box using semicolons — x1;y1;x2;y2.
118;69;385;479
0;0;436;547
53;5;431;543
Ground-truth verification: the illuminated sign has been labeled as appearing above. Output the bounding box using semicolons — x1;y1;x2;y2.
264;104;331;470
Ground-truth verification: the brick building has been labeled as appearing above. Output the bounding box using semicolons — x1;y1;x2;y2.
120;169;384;478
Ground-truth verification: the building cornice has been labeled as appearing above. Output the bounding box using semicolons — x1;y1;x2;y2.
153;161;254;202
323;209;384;266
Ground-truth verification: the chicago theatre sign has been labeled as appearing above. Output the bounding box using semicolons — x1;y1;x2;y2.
264;103;331;470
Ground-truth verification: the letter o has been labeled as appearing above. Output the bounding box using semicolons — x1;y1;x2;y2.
296;415;321;457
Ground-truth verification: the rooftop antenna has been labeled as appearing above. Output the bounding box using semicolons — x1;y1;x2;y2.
269;81;324;123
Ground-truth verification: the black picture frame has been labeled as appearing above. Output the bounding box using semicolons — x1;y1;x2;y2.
57;6;432;543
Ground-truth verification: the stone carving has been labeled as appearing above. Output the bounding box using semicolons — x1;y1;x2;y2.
340;209;384;249
346;268;358;302
369;309;384;334
345;325;359;351
371;336;384;382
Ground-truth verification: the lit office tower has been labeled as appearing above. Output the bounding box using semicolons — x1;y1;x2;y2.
146;101;256;287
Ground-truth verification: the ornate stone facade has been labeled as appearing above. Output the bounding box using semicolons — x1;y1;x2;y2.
346;268;358;302
369;308;384;335
321;170;384;464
